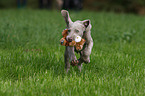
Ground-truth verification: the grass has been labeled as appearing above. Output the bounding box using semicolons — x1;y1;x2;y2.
0;9;145;96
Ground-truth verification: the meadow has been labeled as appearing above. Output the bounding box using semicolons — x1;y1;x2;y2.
0;9;144;96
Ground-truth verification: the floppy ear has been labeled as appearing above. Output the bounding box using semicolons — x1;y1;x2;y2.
83;20;90;28
61;10;73;27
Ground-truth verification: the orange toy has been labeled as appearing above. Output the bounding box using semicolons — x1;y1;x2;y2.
60;29;86;51
60;29;69;46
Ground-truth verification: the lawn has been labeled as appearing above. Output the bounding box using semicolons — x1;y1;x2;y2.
0;9;144;96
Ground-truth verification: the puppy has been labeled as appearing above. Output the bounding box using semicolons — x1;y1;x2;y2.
61;10;93;72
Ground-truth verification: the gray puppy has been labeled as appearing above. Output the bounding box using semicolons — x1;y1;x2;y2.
61;10;93;72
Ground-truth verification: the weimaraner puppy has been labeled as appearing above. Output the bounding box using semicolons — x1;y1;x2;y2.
61;10;93;72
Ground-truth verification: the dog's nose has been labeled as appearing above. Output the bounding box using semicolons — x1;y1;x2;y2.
68;37;73;42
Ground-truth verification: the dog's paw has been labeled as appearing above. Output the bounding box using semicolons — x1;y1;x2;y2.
71;60;79;67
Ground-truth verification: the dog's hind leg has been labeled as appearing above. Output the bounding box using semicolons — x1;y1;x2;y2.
77;52;85;72
77;63;83;72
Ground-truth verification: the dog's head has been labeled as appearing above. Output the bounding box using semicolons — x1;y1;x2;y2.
61;10;91;42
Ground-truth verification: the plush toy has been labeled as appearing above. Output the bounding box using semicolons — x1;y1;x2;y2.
60;29;69;46
60;29;86;51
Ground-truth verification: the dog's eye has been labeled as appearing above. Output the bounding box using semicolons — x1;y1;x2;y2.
68;29;71;33
75;29;79;33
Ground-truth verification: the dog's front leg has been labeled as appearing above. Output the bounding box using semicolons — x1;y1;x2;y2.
68;47;79;67
64;46;70;73
80;40;93;64
77;41;93;72
64;46;77;72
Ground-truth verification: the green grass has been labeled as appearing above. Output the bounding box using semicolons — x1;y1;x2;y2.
0;9;145;96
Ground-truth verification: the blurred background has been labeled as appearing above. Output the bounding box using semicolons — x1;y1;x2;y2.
0;0;145;15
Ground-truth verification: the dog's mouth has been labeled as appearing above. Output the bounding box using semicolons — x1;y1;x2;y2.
66;36;73;42
66;35;82;42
